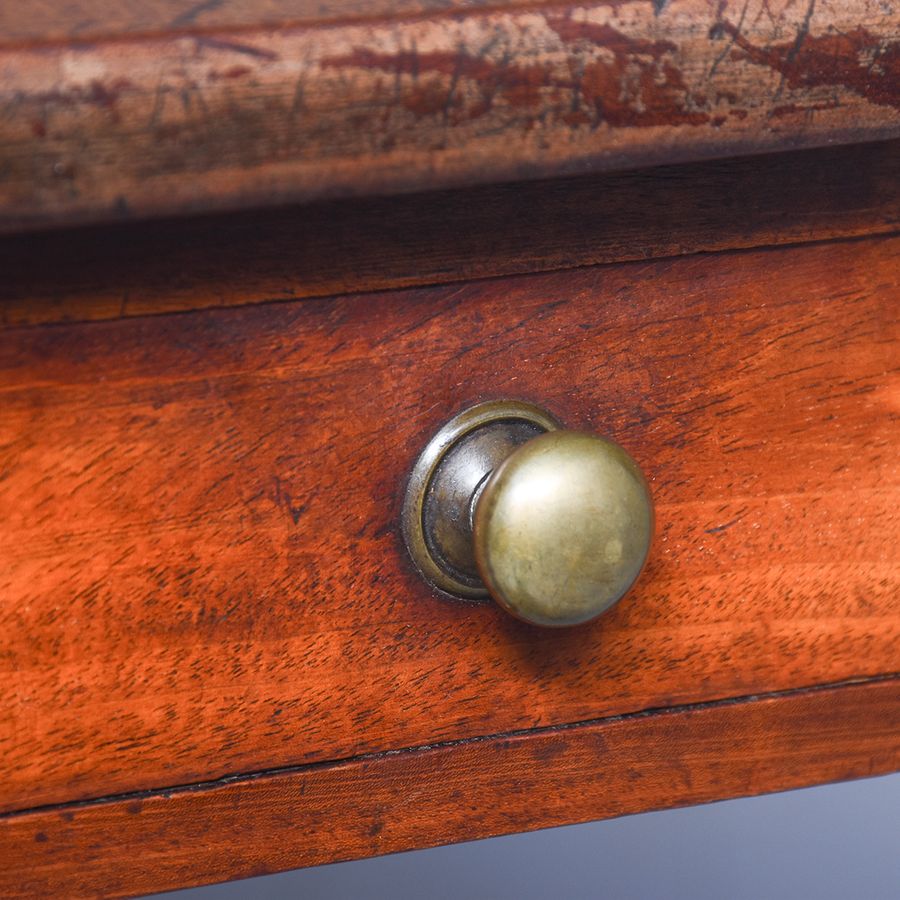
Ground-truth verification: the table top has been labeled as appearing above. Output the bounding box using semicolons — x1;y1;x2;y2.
2;0;898;232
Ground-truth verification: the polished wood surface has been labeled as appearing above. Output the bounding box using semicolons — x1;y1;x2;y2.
2;139;899;328
4;677;899;898
2;0;899;231
2;233;897;813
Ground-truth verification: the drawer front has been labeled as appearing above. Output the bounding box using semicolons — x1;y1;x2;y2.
1;234;898;812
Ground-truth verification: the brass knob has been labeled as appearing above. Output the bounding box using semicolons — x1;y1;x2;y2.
403;401;653;627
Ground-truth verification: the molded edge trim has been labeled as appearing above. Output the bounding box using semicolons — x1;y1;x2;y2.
5;675;899;897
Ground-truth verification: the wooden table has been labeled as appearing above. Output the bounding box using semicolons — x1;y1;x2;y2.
1;1;898;895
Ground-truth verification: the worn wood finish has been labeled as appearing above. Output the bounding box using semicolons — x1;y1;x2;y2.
2;0;899;232
0;0;507;43
2;139;899;328
0;0;514;42
1;234;897;813
4;677;900;898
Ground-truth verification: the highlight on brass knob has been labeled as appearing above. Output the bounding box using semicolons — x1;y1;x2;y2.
402;400;653;627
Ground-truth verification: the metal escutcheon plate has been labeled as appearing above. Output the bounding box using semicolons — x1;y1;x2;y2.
401;400;561;599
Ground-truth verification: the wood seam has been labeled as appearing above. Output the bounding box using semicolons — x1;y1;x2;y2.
3;228;899;336
4;672;897;822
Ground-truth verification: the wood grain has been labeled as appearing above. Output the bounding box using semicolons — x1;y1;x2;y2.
4;677;900;898
2;0;899;231
2;139;899;328
1;233;897;814
0;0;496;44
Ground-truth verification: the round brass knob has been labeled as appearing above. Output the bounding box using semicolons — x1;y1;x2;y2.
403;401;653;627
473;431;653;626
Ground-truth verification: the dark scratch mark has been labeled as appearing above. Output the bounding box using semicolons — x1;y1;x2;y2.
788;0;817;66
722;21;900;110
196;36;279;61
708;0;750;81
705;509;748;535
273;476;306;525
774;0;817;101
442;44;467;126
171;0;225;28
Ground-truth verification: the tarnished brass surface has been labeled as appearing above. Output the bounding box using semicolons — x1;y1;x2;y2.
403;401;653;626
474;431;653;627
402;400;561;599
423;419;547;592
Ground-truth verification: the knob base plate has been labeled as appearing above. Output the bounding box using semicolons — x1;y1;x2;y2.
402;400;561;599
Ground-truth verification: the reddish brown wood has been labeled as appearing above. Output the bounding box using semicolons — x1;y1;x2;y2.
1;0;899;231
0;0;508;43
3;678;899;898
2;140;899;328
1;234;897;814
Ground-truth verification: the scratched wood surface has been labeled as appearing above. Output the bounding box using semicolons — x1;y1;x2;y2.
1;0;899;231
4;678;900;898
0;0;507;41
1;233;897;814
2;139;899;328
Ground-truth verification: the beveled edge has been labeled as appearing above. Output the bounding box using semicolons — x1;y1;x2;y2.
401;400;561;599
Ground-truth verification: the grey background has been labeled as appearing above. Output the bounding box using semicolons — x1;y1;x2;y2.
169;772;900;899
